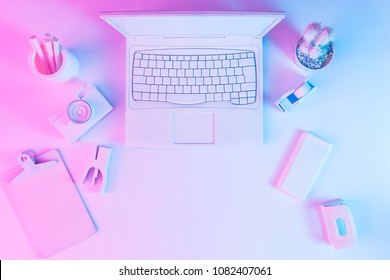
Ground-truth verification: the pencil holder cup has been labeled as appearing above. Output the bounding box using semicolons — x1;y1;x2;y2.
29;49;79;83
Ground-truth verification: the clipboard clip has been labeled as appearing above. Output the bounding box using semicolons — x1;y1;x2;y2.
83;146;111;192
11;151;57;184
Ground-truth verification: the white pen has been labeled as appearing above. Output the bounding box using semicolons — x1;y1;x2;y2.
52;37;62;71
29;35;49;74
43;38;56;73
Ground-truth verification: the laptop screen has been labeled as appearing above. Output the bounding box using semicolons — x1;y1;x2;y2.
100;12;285;37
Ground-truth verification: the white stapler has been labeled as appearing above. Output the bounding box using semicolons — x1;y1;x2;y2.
83;146;111;192
320;199;358;249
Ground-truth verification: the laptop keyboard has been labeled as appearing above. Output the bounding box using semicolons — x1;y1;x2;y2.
131;48;257;106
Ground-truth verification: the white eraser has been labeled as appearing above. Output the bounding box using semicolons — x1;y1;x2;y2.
275;132;332;200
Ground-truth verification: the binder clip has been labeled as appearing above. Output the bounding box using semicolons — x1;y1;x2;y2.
320;199;358;249
275;79;317;112
11;151;57;184
83;146;111;192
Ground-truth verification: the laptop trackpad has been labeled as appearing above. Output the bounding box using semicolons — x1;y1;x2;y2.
173;113;215;144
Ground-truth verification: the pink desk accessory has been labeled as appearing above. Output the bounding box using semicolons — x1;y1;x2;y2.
0;150;96;258
83;146;111;193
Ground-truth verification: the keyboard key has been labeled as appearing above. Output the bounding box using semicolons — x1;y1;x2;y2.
210;69;218;77
202;69;210;76
226;54;233;59
194;69;202;77
159;85;167;93
226;68;235;76
165;61;173;68
144;68;152;76
228;76;237;84
222;60;230;68
155;77;163;84
248;91;256;98
239;58;255;67
230;59;239;67
150;85;159;92
156;61;164;68
179;77;187;85
169;69;177;77
133;59;141;67
223;92;230;101
247;52;255;58
133;67;143;75
242;66;256;82
241;82;256;91
206;61;214;68
140;60;148;67
171;77;179;85
182;61;189;68
146;76;154;84
175;85;183;94
192;86;200;94
239;91;248;98
163;55;170;60
235;67;243;75
190;61;198;69
216;85;224;93
218;68;227;76
236;75;245;83
214;60;222;68
214;93;223;101
198;61;206;68
161;69;169;76
173;61;181;69
188;77;196;85
220;76;228;85
224;84;233;92
133;91;142;100
142;92;150;100
148;60;157;68
163;77;170;85
233;84;240;92
206;94;214;101
208;85;216;93
133;75;146;84
200;85;208;93
134;52;142;59
158;93;166;101
183;85;191;93
212;77;220;85
177;69;185;77
185;69;194;77
167;93;206;104
152;68;161;76
248;97;256;104
204;77;212;85
150;93;158;101
167;85;175;93
195;77;203;85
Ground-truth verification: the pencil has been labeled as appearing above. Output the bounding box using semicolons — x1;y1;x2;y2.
52;37;62;71
43;38;56;73
29;35;49;74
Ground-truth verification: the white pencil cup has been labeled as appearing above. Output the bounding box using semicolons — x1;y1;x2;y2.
29;49;79;83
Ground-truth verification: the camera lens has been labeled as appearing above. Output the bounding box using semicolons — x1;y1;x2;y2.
67;100;92;124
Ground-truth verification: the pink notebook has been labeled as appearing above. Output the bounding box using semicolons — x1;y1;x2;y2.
1;149;96;258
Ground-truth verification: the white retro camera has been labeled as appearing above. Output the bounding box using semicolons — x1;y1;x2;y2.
49;84;113;142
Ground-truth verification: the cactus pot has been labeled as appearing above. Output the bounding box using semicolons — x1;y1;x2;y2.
295;37;334;71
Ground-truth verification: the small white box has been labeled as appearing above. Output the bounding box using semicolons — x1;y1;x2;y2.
275;132;332;200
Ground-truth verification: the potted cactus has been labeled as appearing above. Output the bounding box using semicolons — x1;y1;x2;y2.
296;22;335;70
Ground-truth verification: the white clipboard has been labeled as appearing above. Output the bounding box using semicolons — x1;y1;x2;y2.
0;149;96;258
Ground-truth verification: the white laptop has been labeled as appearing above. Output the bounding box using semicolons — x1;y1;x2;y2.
100;12;284;147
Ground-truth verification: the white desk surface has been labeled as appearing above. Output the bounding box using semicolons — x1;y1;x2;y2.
1;0;390;259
